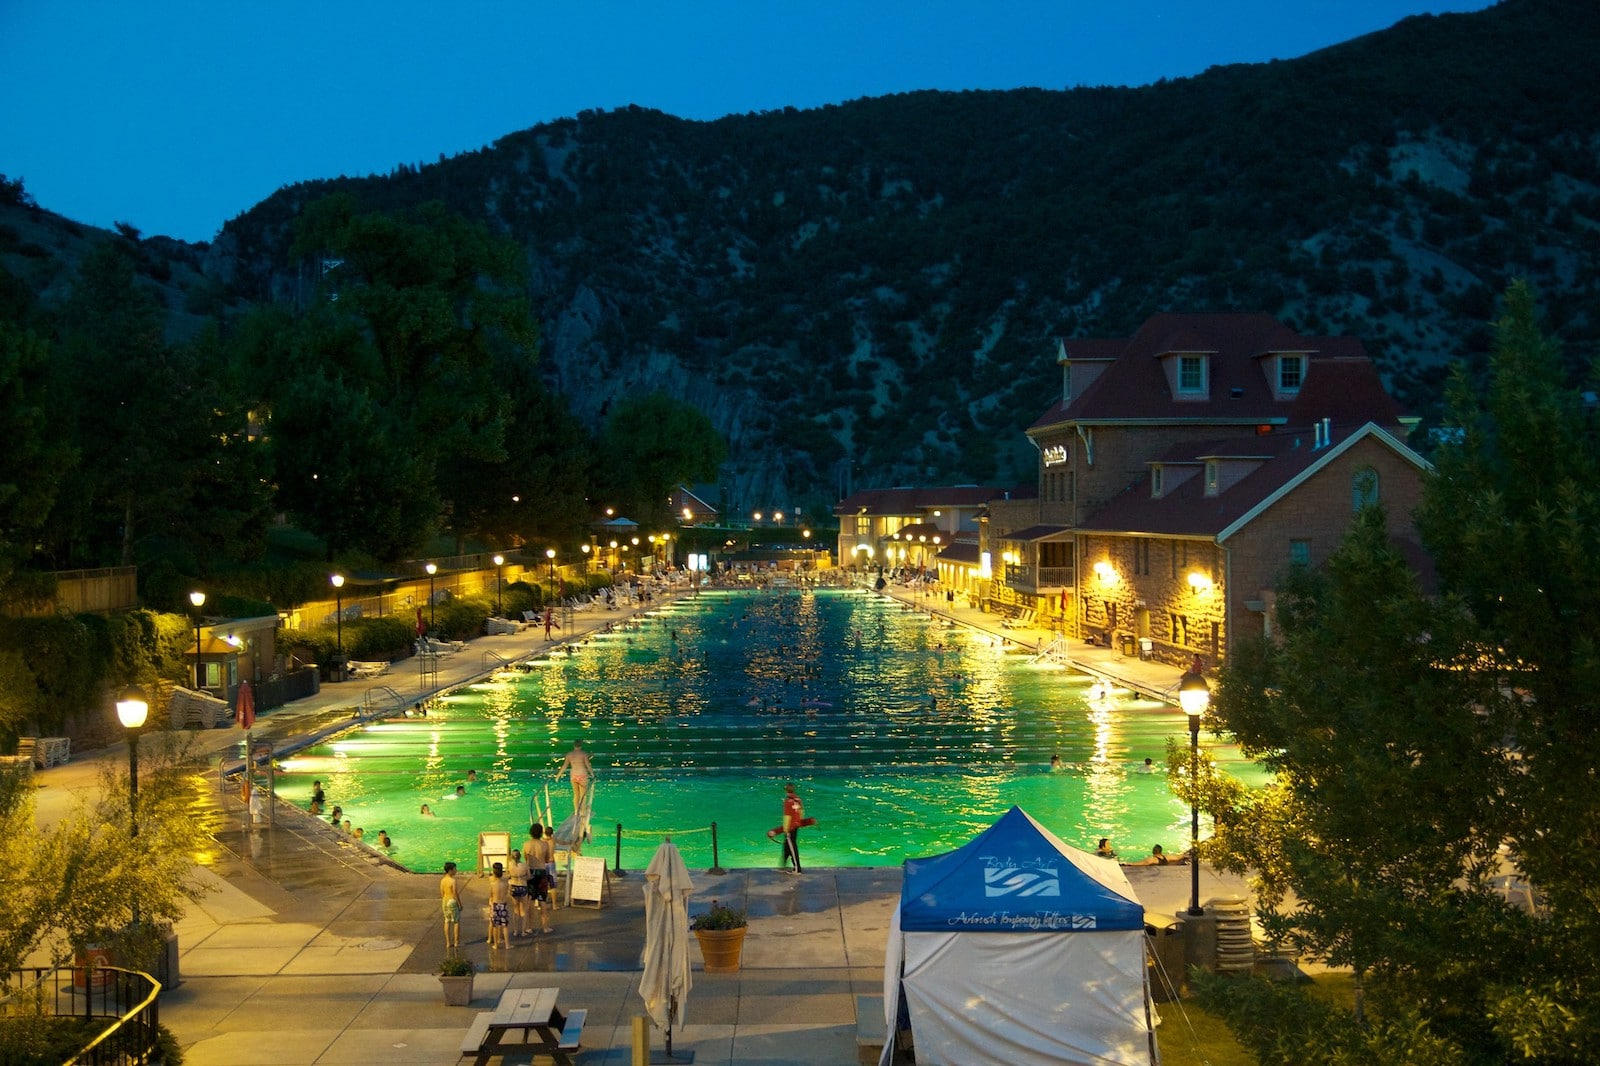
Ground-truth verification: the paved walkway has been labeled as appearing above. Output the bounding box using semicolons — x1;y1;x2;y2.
26;580;1246;1065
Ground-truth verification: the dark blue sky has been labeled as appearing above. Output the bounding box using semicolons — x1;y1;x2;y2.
1;1;1490;244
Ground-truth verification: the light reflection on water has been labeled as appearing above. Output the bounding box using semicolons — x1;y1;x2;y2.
277;588;1265;872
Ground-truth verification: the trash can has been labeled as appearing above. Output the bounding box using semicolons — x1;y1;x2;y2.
1139;638;1154;660
1120;633;1135;657
1145;922;1186;1002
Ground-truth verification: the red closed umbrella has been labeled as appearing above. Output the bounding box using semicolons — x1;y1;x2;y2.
236;680;256;729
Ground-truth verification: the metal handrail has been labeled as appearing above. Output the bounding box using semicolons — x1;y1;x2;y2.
3;964;161;1066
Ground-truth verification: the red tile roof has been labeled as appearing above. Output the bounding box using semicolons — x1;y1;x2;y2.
1034;313;1408;431
1077;422;1427;539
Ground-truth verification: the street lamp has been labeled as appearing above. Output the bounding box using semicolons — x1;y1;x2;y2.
1178;670;1212;917
546;548;556;599
492;554;505;616
189;590;205;689
425;563;438;632
330;574;345;667
116;686;149;839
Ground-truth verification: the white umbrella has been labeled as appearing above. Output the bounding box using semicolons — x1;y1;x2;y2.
641;838;694;1063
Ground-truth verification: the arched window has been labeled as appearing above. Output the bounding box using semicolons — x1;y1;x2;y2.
1352;466;1379;510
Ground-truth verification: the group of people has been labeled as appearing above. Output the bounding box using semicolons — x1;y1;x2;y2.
439;822;562;950
1094;837;1192;867
308;781;396;854
436;741;597;950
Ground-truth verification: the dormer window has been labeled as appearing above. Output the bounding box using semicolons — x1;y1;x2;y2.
1205;460;1220;496
1151;465;1165;498
1178;355;1207;394
1278;354;1305;394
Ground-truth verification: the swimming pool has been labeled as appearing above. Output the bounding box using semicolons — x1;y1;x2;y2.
276;588;1264;872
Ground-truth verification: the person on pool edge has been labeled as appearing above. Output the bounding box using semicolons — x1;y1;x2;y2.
780;782;805;873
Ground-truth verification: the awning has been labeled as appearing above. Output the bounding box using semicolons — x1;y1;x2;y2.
999;524;1073;543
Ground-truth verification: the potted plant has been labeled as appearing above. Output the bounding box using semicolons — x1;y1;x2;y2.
437;952;476;1005
691;899;748;973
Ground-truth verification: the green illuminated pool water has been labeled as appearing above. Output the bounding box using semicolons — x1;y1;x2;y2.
276;588;1264;872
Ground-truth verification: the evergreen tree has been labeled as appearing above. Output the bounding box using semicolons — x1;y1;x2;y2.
1205;282;1600;1060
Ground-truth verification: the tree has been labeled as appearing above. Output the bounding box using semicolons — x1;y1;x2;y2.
48;241;218;572
597;393;727;530
1415;280;1600;1059
438;355;593;552
0;729;215;974
0;320;74;597
263;197;538;558
1201;282;1600;1060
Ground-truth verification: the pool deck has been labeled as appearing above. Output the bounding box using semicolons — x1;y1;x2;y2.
25;582;1252;1065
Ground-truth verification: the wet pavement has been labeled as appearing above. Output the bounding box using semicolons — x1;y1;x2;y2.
26;580;1249;1064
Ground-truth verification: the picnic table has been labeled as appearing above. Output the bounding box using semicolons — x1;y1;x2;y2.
459;985;586;1065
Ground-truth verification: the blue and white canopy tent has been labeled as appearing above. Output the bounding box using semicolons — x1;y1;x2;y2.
879;806;1159;1065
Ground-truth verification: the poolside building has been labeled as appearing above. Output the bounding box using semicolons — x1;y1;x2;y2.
854;312;1432;671
833;484;1006;601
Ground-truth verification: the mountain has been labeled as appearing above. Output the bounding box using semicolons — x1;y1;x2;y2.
12;0;1600;514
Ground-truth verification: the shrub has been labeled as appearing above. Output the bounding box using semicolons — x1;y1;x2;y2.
691;900;747;930
438;952;476;976
436;595;491;641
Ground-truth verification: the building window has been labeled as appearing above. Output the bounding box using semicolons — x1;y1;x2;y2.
1151;465;1164;497
1279;355;1304;393
1205;461;1219;496
1170;613;1190;647
1133;540;1151;576
1170;540;1189;578
1289;539;1311;568
1178;356;1207;394
1067;471;1075;501
1353;466;1379;510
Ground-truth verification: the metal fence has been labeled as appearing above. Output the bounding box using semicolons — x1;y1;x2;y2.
1;964;160;1065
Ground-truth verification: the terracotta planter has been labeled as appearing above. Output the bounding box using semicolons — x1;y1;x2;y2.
439;973;475;1006
694;927;747;973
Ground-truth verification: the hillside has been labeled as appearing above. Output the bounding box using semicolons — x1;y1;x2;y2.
11;0;1600;512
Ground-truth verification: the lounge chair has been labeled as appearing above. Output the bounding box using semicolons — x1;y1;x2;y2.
348;660;390;680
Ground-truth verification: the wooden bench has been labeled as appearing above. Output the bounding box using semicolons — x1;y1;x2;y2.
459;1012;495;1058
557;1009;587;1052
459;1001;586;1065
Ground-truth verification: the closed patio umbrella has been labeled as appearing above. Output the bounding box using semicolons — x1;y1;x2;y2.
641;838;694;1063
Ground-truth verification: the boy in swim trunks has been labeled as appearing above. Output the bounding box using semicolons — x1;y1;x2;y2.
440;862;462;949
487;861;510;949
523;824;555;934
508;848;530;937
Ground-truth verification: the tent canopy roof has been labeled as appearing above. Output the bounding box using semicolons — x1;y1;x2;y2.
899;806;1144;932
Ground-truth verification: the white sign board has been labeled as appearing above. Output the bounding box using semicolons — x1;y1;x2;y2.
569;855;608;907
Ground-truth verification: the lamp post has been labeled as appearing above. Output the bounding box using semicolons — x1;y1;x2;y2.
425;563;437;632
330;574;345;670
581;543;591;591
189;590;205;689
116;686;149;838
545;547;556;595
493;554;504;617
1178;670;1211;917
117;685;148;928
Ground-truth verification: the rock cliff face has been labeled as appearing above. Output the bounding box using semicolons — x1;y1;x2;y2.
24;0;1600;509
